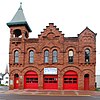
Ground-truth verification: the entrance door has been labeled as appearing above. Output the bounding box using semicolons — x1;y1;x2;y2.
84;74;89;90
44;75;58;89
14;74;19;89
24;71;38;89
63;71;78;90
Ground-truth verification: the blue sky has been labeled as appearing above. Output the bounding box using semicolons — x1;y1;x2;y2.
0;0;100;74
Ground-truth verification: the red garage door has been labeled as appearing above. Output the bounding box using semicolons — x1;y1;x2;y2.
44;75;58;89
24;71;38;89
63;71;78;90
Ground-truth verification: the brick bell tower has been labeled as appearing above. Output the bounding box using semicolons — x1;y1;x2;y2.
7;3;32;89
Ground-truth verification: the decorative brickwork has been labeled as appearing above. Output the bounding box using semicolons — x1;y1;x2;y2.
7;4;96;90
8;23;96;90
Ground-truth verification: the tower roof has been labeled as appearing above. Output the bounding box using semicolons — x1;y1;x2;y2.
7;3;32;32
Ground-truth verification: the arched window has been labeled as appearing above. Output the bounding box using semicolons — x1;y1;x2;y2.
29;50;34;63
85;48;90;63
53;50;58;63
14;50;19;63
13;29;22;38
44;50;49;63
68;50;74;63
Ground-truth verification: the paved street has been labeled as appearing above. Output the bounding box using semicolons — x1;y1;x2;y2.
0;86;9;91
0;94;100;100
0;86;100;100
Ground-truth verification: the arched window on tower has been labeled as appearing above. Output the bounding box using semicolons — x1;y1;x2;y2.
13;29;22;38
29;50;34;63
53;50;58;63
68;50;74;63
85;48;90;63
14;50;19;63
44;50;49;63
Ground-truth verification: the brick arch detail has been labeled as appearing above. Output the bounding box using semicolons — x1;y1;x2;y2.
42;46;51;52
27;47;36;52
51;46;61;52
82;69;94;77
47;32;55;39
13;29;21;31
41;46;51;52
65;46;77;52
10;69;21;76
65;46;77;57
12;47;22;53
82;46;93;52
61;66;81;76
21;66;40;76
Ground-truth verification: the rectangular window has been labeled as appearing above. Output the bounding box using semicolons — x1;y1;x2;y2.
53;57;58;63
6;77;8;79
64;78;77;84
15;57;19;63
26;78;38;83
45;57;49;63
6;81;8;84
30;58;34;63
68;56;73;63
44;78;57;83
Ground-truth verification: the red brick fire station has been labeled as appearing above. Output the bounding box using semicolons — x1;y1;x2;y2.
7;4;96;90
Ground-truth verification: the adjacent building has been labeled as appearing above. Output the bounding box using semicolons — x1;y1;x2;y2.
7;4;96;90
96;75;100;88
1;73;9;86
0;73;3;84
0;66;9;86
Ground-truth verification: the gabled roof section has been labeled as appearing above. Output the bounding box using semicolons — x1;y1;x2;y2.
39;23;64;38
7;3;32;32
78;27;97;37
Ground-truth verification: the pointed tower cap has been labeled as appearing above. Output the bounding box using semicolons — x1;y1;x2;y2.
7;2;32;32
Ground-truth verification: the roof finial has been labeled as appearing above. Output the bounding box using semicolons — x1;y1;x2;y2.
20;2;22;7
19;2;22;10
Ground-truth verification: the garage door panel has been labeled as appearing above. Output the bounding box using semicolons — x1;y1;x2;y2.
44;75;58;89
24;71;38;89
63;71;78;90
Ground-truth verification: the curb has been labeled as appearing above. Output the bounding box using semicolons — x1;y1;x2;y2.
1;91;91;96
0;90;100;96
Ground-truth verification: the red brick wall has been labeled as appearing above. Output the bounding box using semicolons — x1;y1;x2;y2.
9;23;96;90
